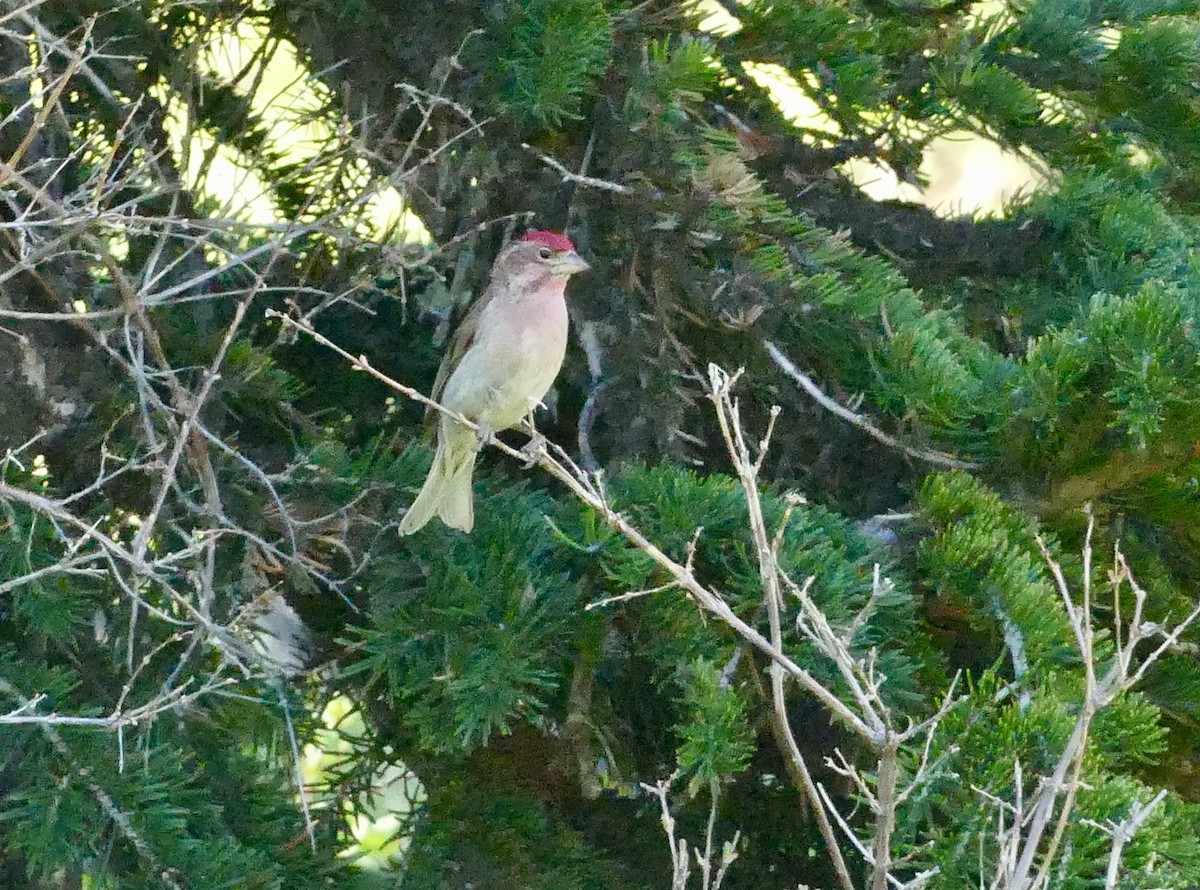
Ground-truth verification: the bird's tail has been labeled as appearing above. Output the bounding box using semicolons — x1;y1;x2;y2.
398;429;477;535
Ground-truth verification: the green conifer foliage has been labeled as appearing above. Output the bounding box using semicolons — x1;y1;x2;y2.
3;0;1200;887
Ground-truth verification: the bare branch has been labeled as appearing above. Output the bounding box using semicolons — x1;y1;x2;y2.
1082;791;1168;890
642;777;741;890
765;341;980;470
523;142;636;194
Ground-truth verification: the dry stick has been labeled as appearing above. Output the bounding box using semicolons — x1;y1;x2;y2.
0;113;187;398
395;31;484;173
817;781;878;865
644;779;690;890
3;88;367;664
779;566;885;736
640;776;741;890
763;587;858;890
121;291;254;668
0;479;259;654
711;367;959;890
192;420;300;555
1093;791;1167;890
1;15;457;844
702;779;742;890
0;66;485;317
1014;521;1200;890
1028;522;1110;890
129;293;255;563
0;553;106;595
0;305;125;320
0;483;179;619
1;16;92;175
130;234;293;554
0;154;217;451
0;0;50;27
523;142;635;194
278;686;318;852
701;780;719;889
871;740;900;890
1010;533;1100;890
0;673;235;729
276;312;969;890
268;309;875;740
764;341;980;470
709;376;858;890
1027;709;1090;890
585;581;680;611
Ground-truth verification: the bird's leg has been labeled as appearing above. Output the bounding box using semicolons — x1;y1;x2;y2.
519;411;546;468
474;420;494;451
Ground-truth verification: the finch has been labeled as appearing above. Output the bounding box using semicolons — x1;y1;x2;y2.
398;230;590;535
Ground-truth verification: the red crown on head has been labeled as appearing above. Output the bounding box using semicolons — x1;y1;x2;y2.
522;230;576;252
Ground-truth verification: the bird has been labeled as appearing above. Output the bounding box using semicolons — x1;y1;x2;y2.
398;230;590;535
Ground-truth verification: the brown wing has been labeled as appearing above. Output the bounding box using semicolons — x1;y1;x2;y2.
423;239;529;427
424;273;500;424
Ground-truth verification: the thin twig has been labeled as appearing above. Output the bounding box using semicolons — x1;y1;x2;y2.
523;142;635;194
764;341;980;470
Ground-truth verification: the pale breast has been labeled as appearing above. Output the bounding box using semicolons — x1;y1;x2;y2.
441;286;569;431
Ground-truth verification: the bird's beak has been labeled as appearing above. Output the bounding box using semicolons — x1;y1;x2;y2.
553;251;590;275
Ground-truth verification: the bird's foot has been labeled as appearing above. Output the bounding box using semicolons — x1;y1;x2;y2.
474;422;494;451
518;411;539;436
520;431;547;468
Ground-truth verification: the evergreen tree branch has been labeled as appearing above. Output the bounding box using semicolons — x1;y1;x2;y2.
0;678;188;889
10;3;1200;883
765;341;981;470
748;153;1050;284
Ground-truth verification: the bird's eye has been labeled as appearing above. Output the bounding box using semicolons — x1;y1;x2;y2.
538;247;553;260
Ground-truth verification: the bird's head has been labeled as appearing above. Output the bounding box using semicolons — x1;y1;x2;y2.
496;230;590;289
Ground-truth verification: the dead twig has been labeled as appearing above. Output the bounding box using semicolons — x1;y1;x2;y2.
765;340;980;470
